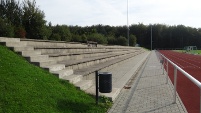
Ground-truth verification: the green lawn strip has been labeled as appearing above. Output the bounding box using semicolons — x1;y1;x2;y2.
0;45;111;113
174;50;201;54
193;50;201;54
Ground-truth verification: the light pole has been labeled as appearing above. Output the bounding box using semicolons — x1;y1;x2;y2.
127;0;129;46
151;25;152;50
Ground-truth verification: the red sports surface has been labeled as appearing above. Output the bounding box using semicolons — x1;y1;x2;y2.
159;50;201;113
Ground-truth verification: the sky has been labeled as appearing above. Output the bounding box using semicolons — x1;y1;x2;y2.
36;0;201;28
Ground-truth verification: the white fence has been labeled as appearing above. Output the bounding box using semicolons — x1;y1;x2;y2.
159;52;201;113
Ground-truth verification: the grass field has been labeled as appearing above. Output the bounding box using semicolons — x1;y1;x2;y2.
0;45;111;113
175;50;201;54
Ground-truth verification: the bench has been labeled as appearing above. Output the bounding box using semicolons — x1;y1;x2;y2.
87;41;97;47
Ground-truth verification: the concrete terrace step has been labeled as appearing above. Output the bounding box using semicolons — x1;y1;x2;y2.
43;64;65;72
35;47;134;54
3;42;27;47
37;48;108;54
74;51;144;77
48;54;83;62
82;49;133;58
25;55;49;62
20;39;87;48
48;50;132;62
20;50;41;57
51;69;74;78
59;50;138;70
32;59;57;67
75;80;93;91
45;51;109;57
61;74;83;84
21;38;141;48
0;37;20;42
20;38;142;50
46;50;114;58
12;46;34;52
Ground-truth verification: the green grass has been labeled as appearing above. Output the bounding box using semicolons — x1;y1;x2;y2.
175;50;201;54
192;50;201;54
0;45;111;113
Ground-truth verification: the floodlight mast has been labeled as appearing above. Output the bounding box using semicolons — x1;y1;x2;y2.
127;0;129;46
151;25;152;50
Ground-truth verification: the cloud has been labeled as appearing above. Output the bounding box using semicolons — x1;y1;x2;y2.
128;0;201;27
36;0;128;26
36;0;201;28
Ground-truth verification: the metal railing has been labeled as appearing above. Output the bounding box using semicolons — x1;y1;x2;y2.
160;53;201;113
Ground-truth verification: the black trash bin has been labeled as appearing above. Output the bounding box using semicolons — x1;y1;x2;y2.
99;72;112;93
160;59;164;64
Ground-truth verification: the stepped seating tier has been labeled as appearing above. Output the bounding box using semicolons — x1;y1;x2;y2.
74;51;142;78
58;50;139;70
0;37;147;101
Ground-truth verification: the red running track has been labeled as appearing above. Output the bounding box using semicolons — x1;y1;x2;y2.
159;50;201;113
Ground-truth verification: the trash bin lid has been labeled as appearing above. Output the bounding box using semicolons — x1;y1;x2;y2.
99;72;112;75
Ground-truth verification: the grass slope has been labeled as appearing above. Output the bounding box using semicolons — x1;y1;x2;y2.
0;45;110;113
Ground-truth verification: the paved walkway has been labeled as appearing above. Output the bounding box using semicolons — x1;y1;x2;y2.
108;51;187;113
98;51;150;100
87;51;150;100
109;51;150;90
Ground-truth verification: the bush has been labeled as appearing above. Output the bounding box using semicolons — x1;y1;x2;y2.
52;25;72;42
129;34;137;46
50;33;61;41
15;26;26;38
116;36;128;46
81;34;87;43
72;34;82;42
88;33;107;44
107;36;116;45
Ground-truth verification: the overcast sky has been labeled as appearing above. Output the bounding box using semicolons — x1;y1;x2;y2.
36;0;201;28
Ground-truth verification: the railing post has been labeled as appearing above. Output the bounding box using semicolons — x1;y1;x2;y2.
95;71;99;105
166;60;168;84
163;59;164;75
173;67;177;104
200;89;201;113
161;59;163;69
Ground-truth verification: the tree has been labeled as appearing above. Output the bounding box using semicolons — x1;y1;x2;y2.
0;0;24;38
15;26;26;38
129;34;137;46
87;33;107;44
40;25;52;40
116;36;127;46
71;34;82;42
81;34;87;43
50;33;61;41
22;0;47;39
0;17;14;37
107;35;116;45
0;0;22;27
51;25;71;41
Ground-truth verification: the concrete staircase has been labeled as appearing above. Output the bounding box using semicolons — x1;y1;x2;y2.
0;37;147;101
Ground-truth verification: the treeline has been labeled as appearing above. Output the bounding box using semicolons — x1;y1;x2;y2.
0;0;136;46
0;0;49;39
133;24;201;49
1;0;201;49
